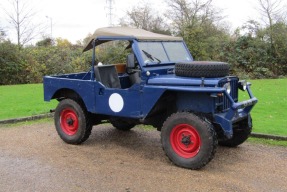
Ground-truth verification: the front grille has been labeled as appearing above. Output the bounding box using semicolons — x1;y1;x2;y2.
217;77;238;111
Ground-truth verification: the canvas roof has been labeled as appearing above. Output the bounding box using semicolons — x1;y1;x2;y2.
83;27;183;52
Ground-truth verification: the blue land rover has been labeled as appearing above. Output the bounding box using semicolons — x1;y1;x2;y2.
44;27;257;169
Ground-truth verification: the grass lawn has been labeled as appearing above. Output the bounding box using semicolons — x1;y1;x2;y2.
0;84;57;120
239;78;287;136
247;137;287;147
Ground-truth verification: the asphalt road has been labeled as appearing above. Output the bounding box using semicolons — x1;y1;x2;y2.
0;121;286;192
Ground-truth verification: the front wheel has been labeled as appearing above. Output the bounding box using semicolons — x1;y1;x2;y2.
54;99;92;144
161;112;217;170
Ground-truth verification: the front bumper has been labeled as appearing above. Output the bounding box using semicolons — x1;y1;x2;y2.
214;85;258;138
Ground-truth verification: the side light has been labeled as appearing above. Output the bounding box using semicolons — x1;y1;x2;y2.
238;80;247;91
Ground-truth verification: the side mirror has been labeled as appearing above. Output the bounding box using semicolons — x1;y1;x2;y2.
127;53;135;69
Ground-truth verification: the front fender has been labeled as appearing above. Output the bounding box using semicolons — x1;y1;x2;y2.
141;86;166;118
214;86;258;138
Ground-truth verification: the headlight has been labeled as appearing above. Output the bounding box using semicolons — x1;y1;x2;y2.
224;82;231;94
238;80;247;91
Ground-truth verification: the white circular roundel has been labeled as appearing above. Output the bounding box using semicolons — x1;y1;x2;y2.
109;93;124;112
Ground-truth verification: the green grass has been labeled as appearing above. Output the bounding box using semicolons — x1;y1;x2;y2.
239;78;287;136
0;117;53;128
248;137;287;147
0;84;57;120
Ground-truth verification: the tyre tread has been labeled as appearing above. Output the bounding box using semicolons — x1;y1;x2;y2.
175;61;229;77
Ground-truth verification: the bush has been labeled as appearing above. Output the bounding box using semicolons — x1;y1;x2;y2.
0;41;27;85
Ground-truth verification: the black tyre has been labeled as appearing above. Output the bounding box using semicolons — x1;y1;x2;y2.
110;118;136;131
161;112;217;170
175;61;229;77
54;99;92;144
219;117;252;147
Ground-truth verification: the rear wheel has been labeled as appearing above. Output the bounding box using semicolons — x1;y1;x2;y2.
54;99;92;144
161;112;217;170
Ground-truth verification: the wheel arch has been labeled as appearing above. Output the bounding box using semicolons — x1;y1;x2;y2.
52;88;88;110
143;90;177;129
52;88;80;100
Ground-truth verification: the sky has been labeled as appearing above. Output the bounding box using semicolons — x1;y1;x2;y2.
0;0;285;44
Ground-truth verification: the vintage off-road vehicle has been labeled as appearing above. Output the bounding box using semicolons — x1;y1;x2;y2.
44;27;257;169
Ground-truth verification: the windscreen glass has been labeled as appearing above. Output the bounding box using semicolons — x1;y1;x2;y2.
138;41;192;65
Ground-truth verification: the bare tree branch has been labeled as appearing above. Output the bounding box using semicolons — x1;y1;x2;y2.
165;0;221;37
257;0;285;26
256;0;287;57
0;25;6;41
121;3;171;34
3;0;42;48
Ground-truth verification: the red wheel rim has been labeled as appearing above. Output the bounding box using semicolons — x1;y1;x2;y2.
170;124;201;158
60;108;79;136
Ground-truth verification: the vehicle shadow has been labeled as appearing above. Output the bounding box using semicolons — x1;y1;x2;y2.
83;124;164;161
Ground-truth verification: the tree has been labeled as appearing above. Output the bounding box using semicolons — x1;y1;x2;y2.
0;26;6;42
79;33;93;47
267;22;287;75
36;37;53;47
55;38;72;48
0;40;27;84
120;3;171;34
256;0;287;75
257;0;286;25
242;20;262;38
165;0;222;36
3;0;41;48
164;0;228;60
257;0;287;54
